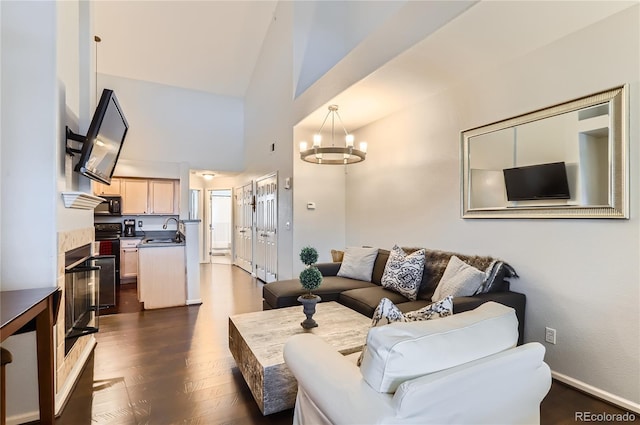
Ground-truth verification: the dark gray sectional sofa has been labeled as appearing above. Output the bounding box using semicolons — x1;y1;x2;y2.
262;247;526;344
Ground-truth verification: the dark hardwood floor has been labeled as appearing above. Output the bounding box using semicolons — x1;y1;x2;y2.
52;264;636;425
99;282;144;316
56;265;291;425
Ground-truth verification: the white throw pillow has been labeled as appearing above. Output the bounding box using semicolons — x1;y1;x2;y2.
337;247;379;282
432;255;486;302
380;245;425;301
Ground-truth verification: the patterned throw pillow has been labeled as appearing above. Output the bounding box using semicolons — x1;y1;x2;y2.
371;296;453;326
432;255;486;302
380;245;426;301
357;296;453;366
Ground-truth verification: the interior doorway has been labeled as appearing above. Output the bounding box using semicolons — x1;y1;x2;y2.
208;189;232;264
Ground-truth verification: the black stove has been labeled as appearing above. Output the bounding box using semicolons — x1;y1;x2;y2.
95;223;122;286
95;223;123;240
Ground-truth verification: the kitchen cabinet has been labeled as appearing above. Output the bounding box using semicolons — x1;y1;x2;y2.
119;178;180;215
138;245;186;309
149;180;176;214
120;238;142;283
122;179;149;214
93;178;121;196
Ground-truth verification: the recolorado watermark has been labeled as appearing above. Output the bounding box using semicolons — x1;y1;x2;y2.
575;411;636;422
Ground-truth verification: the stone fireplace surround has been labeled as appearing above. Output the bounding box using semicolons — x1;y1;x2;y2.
55;227;97;410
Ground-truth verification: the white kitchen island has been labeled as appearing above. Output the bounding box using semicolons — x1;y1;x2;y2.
137;243;186;309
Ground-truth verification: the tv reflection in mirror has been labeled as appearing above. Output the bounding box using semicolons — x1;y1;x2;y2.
503;162;570;202
74;89;128;185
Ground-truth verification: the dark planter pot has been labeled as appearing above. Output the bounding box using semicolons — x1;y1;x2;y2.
297;294;321;329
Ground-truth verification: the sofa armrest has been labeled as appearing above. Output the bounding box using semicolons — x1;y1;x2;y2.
454;291;526;345
392;343;551;424
284;334;394;424
316;262;341;276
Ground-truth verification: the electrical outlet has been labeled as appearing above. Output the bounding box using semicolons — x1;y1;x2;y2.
138;220;143;228
545;327;557;344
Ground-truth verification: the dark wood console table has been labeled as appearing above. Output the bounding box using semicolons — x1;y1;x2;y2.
1;287;60;425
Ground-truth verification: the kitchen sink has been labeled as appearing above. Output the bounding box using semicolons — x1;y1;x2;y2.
143;238;178;244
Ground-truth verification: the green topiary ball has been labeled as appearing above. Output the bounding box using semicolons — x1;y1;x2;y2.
299;266;322;292
300;246;319;266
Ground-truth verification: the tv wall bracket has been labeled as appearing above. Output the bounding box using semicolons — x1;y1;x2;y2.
65;126;87;156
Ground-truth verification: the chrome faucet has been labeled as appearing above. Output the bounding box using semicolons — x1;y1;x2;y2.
162;217;181;242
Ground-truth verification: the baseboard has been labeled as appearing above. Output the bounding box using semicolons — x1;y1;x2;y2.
186;298;203;305
6;410;38;425
552;371;640;414
6;336;96;425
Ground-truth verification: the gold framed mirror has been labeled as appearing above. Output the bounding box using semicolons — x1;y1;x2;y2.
461;85;628;219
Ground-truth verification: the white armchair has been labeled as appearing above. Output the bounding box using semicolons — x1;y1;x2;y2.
283;302;551;425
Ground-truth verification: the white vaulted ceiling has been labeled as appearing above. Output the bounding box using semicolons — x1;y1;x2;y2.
95;0;636;128
295;0;638;131
94;1;278;97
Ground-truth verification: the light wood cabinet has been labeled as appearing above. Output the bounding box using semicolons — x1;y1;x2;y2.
118;178;180;215
149;180;175;214
120;238;142;282
137;245;186;309
93;178;122;196
122;179;149;214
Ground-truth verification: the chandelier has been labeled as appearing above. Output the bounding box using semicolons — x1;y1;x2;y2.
299;105;367;165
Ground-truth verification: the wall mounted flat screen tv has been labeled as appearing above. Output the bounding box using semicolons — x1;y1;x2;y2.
503;161;570;201
73;89;128;185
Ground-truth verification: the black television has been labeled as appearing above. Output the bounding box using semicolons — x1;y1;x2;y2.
503;161;570;201
69;89;128;185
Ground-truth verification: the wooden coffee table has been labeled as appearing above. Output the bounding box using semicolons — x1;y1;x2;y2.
228;301;371;415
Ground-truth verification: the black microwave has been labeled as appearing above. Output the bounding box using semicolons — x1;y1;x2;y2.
94;196;122;216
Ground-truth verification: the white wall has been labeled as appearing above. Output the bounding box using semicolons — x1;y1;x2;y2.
292;127;346;270
0;5;57;418
1;1;58;290
98;74;244;173
241;2;295;279
57;0;94;233
1;1;96;420
345;7;639;409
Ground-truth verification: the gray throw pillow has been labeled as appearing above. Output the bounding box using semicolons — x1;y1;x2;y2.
380;245;425;301
432;255;486;302
337;247;379;282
